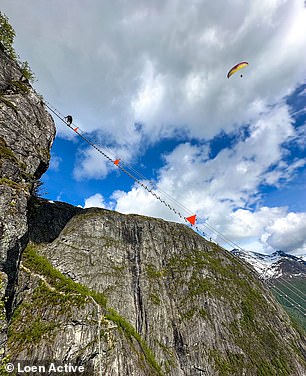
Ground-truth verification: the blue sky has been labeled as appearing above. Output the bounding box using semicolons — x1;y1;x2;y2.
2;0;306;256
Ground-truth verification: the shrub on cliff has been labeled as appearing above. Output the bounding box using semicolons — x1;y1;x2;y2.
0;11;16;61
0;12;35;83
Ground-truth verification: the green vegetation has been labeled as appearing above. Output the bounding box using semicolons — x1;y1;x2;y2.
8;244;164;374
0;277;11;375
22;244;107;307
0;12;35;83
188;274;212;297
0;283;5;322
32;179;46;199
8;80;29;94
226;318;292;375
146;264;167;279
163;246;300;374
209;349;246;376
105;308;164;376
155;340;176;374
0;177;22;190
0;96;17;112
149;293;161;305
0;137;27;174
0;355;11;376
0;138;19;163
0;12;16;60
8;245;93;352
20;61;35;83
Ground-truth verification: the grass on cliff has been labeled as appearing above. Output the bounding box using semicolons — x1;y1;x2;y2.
147;246;299;374
22;244;107;307
105;308;164;376
8;244;164;375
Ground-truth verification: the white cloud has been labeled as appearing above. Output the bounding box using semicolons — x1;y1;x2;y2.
74;148;110;181
112;187;176;221
154;105;296;210
265;212;306;253
83;193;109;209
226;207;287;240
2;0;306;151
298;88;306;96
73;143;140;181
49;155;62;171
111;105;306;255
2;1;306;255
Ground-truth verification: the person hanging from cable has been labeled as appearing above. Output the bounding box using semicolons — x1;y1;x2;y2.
65;115;73;125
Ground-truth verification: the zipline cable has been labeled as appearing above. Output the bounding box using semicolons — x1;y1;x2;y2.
45;102;190;224
44;102;306;308
268;282;306;317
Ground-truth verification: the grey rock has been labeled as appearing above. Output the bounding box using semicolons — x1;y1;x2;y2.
0;47;55;354
12;203;304;375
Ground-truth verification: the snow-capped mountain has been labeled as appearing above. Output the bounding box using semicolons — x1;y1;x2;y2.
231;249;306;280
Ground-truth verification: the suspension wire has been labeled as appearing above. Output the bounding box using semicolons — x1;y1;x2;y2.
44;102;189;223
268;282;306;317
281;279;306;301
273;279;306;303
46;100;202;219
44;102;306;310
277;276;306;302
290;106;306;118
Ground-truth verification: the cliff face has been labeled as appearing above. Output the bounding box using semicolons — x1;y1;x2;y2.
8;201;305;375
0;46;55;350
0;47;306;376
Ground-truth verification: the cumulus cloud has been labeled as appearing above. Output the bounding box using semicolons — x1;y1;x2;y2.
3;0;306;148
265;212;306;254
112;105;306;255
83;193;112;209
73;142;140;180
3;1;306;255
49;155;62;171
154;105;296;210
74;148;110;181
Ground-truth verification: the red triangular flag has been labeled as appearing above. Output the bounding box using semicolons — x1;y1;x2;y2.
186;214;196;225
114;159;120;166
73;127;79;132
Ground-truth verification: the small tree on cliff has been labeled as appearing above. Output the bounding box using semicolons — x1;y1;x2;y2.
0;11;17;60
0;12;35;83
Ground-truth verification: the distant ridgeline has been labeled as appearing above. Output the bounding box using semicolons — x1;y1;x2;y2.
231;249;306;331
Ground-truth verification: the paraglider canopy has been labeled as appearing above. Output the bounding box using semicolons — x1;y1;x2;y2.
227;62;248;78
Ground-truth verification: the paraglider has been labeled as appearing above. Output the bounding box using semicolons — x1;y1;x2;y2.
227;62;248;78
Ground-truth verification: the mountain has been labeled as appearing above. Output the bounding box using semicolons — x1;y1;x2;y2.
1;27;306;375
231;249;306;280
231;249;306;332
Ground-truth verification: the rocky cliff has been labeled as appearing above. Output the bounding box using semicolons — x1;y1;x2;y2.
0;44;55;356
0;43;306;376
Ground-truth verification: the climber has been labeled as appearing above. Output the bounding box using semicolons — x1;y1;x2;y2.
65;115;73;125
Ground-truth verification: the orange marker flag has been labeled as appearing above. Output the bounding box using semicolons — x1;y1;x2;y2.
73;127;79;132
186;214;196;225
114;159;120;166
